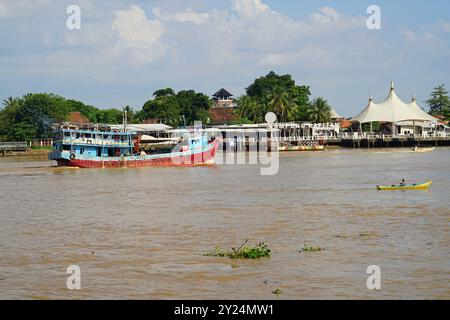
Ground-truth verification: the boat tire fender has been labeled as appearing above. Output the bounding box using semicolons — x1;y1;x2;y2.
69;153;76;160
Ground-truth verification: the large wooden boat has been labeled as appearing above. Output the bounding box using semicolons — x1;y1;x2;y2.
48;124;219;168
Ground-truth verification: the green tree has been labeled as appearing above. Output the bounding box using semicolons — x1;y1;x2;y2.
265;87;299;122
2;97;21;109
288;86;311;120
96;109;123;124
235;95;263;123
65;99;99;122
141;89;211;126
362;122;380;132
123;105;140;123
15;93;69;139
153;88;176;99
0;97;23;140
142;95;181;126
176;90;211;125
11;123;37;142
237;71;311;123
307;97;332;123
426;84;450;116
246;71;296;99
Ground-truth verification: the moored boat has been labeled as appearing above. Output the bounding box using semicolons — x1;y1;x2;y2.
278;142;324;152
376;181;432;190
412;146;435;153
48;123;219;168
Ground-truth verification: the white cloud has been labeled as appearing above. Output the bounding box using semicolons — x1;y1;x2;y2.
232;0;272;17
113;5;165;46
423;32;436;42
154;7;210;25
112;5;167;65
0;0;49;18
401;29;416;42
401;29;438;45
309;7;340;24
1;0;449;113
441;21;450;33
258;46;330;67
0;3;8;17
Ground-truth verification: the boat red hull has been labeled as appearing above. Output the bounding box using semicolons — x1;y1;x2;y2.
56;140;219;168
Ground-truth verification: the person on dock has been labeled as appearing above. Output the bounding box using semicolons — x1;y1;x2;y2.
399;179;406;187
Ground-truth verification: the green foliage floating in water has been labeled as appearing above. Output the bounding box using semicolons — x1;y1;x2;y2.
300;241;322;253
272;288;282;295
204;240;270;259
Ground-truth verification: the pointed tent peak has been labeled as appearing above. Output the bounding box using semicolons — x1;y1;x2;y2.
412;94;416;102
390;81;395;91
369;94;373;102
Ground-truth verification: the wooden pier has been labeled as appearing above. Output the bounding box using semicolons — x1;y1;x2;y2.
219;134;450;152
0;142;28;156
337;135;450;148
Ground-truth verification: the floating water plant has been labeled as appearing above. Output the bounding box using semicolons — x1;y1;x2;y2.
272;288;282;295
300;241;322;253
204;240;271;259
359;232;371;238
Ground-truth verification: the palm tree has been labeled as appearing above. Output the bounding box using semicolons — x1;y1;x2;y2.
267;87;298;122
307;97;332;123
235;96;264;123
2;97;19;109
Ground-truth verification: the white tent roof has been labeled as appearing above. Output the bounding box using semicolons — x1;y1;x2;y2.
330;109;343;119
406;95;438;122
352;83;439;123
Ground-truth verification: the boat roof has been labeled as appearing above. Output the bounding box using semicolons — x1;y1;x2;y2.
110;124;173;132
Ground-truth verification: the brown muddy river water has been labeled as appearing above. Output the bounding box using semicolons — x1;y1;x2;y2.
0;148;449;299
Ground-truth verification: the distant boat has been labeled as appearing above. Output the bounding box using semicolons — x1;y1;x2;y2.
278;143;324;152
278;145;324;152
48;124;219;168
412;146;435;153
376;181;432;190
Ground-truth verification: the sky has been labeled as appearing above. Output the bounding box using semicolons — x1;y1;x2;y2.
0;0;449;117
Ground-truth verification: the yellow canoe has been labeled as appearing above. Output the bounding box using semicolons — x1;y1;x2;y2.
376;181;432;190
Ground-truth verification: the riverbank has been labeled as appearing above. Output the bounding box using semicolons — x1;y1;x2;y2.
0;149;49;158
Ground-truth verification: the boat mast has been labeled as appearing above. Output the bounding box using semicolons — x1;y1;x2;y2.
123;109;130;153
123;109;128;133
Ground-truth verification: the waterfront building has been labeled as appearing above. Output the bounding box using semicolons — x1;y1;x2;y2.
351;82;438;135
212;88;235;108
209;88;239;124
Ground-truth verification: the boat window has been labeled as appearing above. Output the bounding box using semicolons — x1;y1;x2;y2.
63;145;71;151
80;147;85;154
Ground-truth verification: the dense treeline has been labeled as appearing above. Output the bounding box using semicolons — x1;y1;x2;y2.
0;93;127;141
0;89;212;142
1;73;447;142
